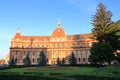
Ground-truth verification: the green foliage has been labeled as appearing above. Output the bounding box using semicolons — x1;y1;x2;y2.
90;42;114;65
91;3;113;42
9;56;16;66
91;3;120;64
62;58;65;64
57;57;61;65
37;50;47;66
69;51;76;66
24;52;31;66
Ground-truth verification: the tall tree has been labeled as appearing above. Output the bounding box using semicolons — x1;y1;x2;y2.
69;51;76;65
92;3;113;42
91;3;120;64
9;56;16;66
24;52;31;66
89;42;114;65
38;50;47;66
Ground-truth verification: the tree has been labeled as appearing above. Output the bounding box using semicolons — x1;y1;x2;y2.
62;58;65;64
91;3;113;43
38;50;47;66
9;56;16;66
91;3;120;64
89;42;114;65
24;52;31;66
69;51;76;65
57;57;61;65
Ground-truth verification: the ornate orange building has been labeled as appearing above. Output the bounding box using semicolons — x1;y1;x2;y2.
10;20;94;65
0;59;5;65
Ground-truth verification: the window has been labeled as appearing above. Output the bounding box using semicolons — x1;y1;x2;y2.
44;38;46;41
52;44;55;48
82;43;84;47
28;45;31;48
82;50;85;54
78;50;80;55
38;45;40;48
23;51;25;56
62;43;65;48
33;52;35;56
33;45;35;48
16;51;18;56
42;45;44;48
16;45;19;48
58;43;60;48
46;45;48;48
78;43;80;47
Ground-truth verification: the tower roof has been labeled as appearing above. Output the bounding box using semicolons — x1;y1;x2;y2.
17;27;20;33
14;28;21;39
57;19;62;28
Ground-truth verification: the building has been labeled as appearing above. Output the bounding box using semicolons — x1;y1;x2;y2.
10;20;94;65
5;54;10;65
0;59;5;65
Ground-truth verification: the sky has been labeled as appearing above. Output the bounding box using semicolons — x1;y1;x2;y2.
0;0;120;59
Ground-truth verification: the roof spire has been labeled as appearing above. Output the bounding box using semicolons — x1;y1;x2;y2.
57;19;62;28
17;27;20;33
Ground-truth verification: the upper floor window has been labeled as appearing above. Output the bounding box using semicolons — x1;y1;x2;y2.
62;43;65;48
58;43;60;48
38;45;40;48
42;45;44;48
33;52;35;56
52;43;55;48
16;51;18;56
16;44;19;48
78;43;80;47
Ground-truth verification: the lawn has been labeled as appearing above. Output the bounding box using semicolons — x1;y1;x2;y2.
0;66;96;75
0;65;120;80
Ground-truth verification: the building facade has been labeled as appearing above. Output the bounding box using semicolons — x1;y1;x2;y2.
10;20;94;65
0;59;5;65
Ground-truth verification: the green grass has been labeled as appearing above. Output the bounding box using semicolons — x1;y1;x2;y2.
0;66;96;75
0;65;120;79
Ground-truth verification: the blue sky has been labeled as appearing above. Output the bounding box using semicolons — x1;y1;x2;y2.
0;0;120;59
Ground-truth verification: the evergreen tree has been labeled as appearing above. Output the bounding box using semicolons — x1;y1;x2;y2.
62;58;65;64
24;52;31;66
9;56;16;66
91;3;120;64
69;51;76;65
89;42;114;65
38;50;47;66
57;57;61;65
91;3;113;42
